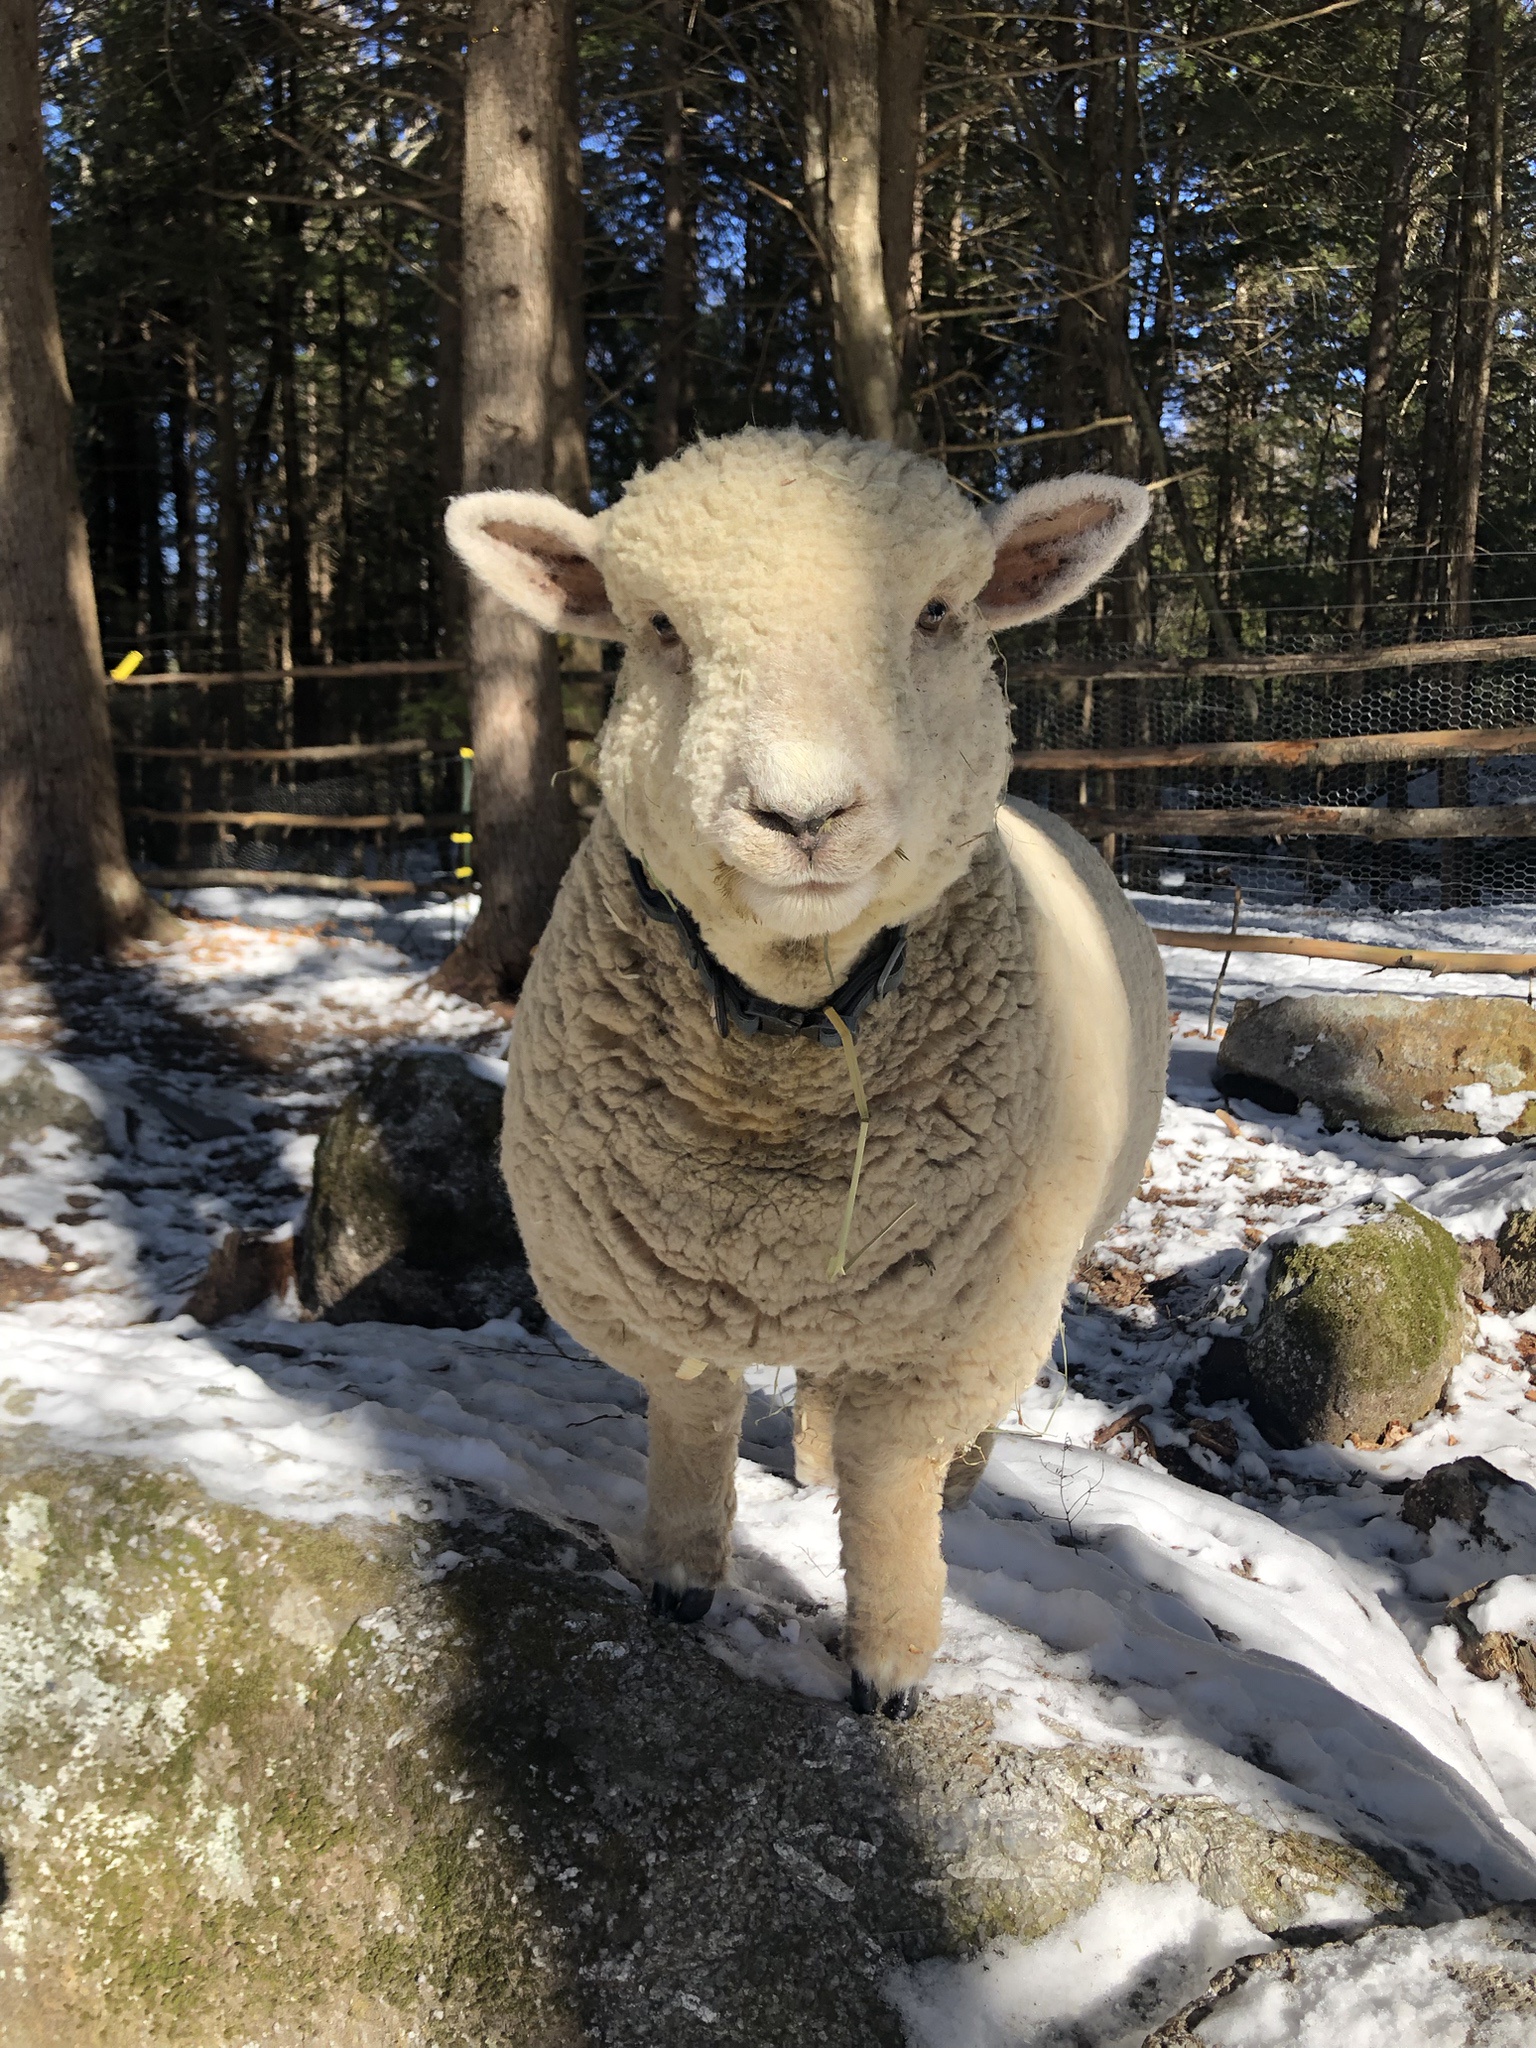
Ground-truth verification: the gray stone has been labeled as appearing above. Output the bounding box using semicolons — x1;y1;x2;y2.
0;1453;1412;2048
0;1056;105;1155
1492;1208;1536;1314
1239;1203;1466;1449
1401;1454;1536;1544
1217;993;1536;1141
299;1048;539;1330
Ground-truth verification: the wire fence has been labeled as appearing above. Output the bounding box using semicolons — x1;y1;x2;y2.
110;665;607;892
1007;626;1536;912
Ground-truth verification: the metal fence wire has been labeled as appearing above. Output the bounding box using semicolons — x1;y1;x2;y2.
1006;626;1536;912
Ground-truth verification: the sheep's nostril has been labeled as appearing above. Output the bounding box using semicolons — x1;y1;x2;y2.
749;799;855;842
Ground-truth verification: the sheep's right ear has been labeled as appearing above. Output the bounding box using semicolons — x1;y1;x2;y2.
978;474;1150;627
444;490;624;640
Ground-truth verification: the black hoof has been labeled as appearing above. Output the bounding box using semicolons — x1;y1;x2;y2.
650;1581;714;1624
850;1672;921;1720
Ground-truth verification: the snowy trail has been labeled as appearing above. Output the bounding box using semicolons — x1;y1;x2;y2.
4;887;1536;1997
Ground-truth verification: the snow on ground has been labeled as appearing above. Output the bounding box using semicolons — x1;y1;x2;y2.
5;888;1536;2039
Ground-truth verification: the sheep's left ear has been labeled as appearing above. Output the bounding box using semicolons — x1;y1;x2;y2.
978;474;1150;627
444;489;624;640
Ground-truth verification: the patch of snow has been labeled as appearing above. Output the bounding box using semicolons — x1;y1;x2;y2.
1469;1576;1536;1640
1445;1082;1536;1136
885;1878;1271;2048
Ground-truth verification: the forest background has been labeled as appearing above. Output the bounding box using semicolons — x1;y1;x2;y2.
8;0;1536;992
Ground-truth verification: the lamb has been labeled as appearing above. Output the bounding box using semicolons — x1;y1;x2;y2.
445;429;1168;1718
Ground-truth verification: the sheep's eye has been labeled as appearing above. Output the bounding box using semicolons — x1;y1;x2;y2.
917;598;950;634
651;612;679;647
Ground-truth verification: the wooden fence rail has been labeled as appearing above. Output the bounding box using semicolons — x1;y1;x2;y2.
1009;629;1536;687
123;808;465;832
1013;724;1536;776
107;659;465;687
1073;803;1536;841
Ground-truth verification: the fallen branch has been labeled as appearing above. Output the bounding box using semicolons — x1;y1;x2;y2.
1152;929;1536;976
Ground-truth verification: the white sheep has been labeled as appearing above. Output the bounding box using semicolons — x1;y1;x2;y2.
446;430;1167;1717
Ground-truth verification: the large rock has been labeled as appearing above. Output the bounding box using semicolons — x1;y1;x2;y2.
1217;993;1536;1140
1221;1202;1466;1449
0;1454;1410;2048
0;1051;107;1155
299;1048;539;1329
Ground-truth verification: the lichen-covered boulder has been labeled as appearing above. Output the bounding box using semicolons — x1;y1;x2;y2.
1237;1202;1467;1448
0;1050;107;1155
299;1048;539;1329
1217;993;1536;1140
0;1454;1406;2048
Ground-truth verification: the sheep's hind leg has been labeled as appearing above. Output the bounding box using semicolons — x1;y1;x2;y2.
641;1363;746;1625
792;1373;838;1488
833;1370;1003;1719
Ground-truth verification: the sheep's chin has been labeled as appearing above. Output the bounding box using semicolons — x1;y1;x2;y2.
731;871;882;939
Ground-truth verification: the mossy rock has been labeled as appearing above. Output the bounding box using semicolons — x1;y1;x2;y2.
1244;1202;1466;1448
0;1453;1412;2048
298;1049;539;1330
1218;993;1536;1141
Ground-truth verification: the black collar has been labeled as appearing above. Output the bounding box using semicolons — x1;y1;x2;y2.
625;851;907;1047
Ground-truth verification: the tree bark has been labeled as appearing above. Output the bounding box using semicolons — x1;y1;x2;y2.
1442;0;1504;632
0;0;167;961
651;0;693;464
820;0;919;444
876;0;927;407
1438;0;1504;908
1345;0;1429;637
431;0;581;1006
209;260;246;675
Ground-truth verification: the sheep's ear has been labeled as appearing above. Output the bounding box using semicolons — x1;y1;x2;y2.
978;474;1150;627
444;489;624;640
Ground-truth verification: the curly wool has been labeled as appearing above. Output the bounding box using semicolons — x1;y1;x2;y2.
506;798;1165;1390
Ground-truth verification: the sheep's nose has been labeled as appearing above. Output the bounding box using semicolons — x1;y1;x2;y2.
749;798;855;850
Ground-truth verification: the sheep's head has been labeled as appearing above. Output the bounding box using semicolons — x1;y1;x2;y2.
447;430;1146;1000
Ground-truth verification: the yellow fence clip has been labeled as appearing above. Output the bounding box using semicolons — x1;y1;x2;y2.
459;746;474;759
109;650;145;680
449;831;473;844
454;866;474;879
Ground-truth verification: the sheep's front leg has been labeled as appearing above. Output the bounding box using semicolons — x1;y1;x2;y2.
642;1363;746;1624
833;1369;1002;1719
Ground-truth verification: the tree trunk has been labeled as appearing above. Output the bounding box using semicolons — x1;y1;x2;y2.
820;0;917;444
548;0;590;513
1407;185;1460;634
1439;0;1504;909
1345;0;1429;637
1442;0;1504;632
0;0;167;961
431;0;581;1006
651;0;693;464
433;86;464;659
876;0;928;408
209;262;246;674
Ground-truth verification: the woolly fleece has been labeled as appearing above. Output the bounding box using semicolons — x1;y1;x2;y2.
449;429;1167;1697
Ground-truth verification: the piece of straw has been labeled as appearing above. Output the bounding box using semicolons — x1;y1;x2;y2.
824;1005;870;1280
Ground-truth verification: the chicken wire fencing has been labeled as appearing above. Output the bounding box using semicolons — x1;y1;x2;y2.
112;674;608;891
112;638;1536;910
1007;627;1536;913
